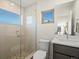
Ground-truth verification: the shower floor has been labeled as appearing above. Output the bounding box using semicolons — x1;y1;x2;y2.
10;51;34;59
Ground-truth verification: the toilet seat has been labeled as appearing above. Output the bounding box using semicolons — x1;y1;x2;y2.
33;50;46;59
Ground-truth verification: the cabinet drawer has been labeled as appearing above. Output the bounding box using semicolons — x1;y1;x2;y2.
53;44;79;58
53;52;71;59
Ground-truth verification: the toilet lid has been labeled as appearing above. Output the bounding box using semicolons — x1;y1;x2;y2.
33;50;46;59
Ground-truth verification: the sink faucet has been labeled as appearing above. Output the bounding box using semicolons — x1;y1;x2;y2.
66;33;69;39
66;22;69;39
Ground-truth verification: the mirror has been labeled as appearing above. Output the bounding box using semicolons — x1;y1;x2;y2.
72;0;79;35
55;2;73;35
55;0;79;37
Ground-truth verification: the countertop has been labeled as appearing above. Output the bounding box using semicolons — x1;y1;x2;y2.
52;37;79;48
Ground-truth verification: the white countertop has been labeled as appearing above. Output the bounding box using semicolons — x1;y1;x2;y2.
52;38;79;48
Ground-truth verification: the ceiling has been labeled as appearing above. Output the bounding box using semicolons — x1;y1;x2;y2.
9;0;37;7
9;0;75;8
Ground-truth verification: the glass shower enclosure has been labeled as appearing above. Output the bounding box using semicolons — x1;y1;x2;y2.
0;0;21;59
0;0;37;59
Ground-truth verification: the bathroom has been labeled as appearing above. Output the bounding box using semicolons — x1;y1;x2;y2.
0;0;79;59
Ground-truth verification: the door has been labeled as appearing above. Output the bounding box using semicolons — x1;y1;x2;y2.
0;0;21;59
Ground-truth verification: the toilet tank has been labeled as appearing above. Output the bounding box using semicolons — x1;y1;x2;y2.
38;39;50;51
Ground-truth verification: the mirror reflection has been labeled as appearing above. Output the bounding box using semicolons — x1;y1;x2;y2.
55;2;73;35
76;18;79;33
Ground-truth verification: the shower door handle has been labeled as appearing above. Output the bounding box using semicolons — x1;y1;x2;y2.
16;30;20;38
17;35;20;37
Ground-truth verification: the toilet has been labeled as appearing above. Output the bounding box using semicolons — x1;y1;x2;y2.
32;39;50;59
33;50;46;59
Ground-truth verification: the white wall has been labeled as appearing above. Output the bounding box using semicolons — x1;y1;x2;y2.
36;0;56;49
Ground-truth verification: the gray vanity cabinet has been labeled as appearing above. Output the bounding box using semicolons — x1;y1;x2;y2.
53;52;71;59
53;44;79;59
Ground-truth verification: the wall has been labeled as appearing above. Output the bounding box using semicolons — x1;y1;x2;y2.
24;0;75;51
37;0;56;39
36;0;56;49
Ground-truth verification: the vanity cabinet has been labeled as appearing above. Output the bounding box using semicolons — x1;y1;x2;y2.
53;52;71;59
53;43;79;59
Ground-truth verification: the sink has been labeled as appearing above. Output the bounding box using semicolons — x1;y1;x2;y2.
52;38;79;48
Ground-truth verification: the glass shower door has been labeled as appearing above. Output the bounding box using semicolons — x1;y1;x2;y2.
20;0;37;59
0;0;21;59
